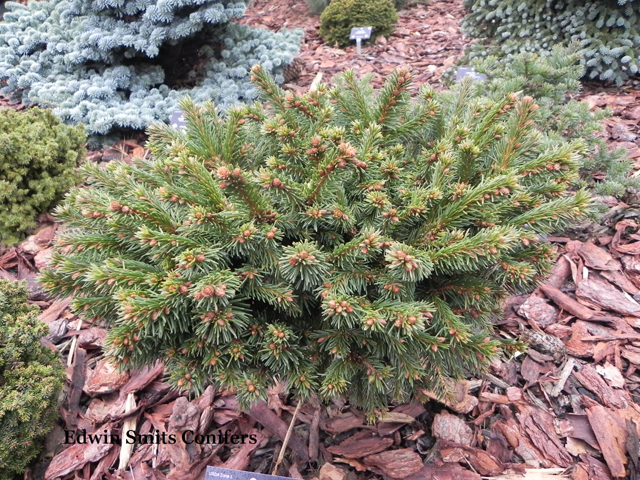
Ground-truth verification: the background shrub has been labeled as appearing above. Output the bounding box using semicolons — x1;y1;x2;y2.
42;66;589;417
320;0;398;47
0;0;302;141
306;0;330;15
0;280;64;478
462;45;640;200
462;0;640;85
0;107;85;245
307;0;424;17
393;0;426;10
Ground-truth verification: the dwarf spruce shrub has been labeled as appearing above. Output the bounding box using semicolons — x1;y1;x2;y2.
320;0;397;47
0;280;64;477
0;0;301;140
462;45;640;199
306;0;330;15
462;0;640;85
42;66;590;416
0;107;85;245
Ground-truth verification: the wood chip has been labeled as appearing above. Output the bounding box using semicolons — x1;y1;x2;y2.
515;405;573;468
493;418;553;468
439;441;505;476
579;453;614;480
84;359;130;396
404;462;481;480
121;362;164;395
378;402;426;436
506;387;524;402
327;430;393;458
66;347;87;429
563;321;595;358
431;411;474;445
518;297;559;327
309;407;321;462
319;463;347;480
88;442;119;480
599;270;639;295
612;220;640;255
485;430;512;464
521;355;554;385
485;468;570;479
595;362;626;388
422;381;478;413
584;400;628;478
479;392;511;404
248;401;309;462
324;412;364;434
39;297;71;324
576;277;640;317
539;284;595;321
578;241;621;270
221;429;267;470
65;328;107;349
559;414;600;450
363;448;423;478
45;441;113;479
168;397;201;432
573;365;628;408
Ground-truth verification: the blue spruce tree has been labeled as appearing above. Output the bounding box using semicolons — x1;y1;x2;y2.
0;0;302;140
462;0;640;86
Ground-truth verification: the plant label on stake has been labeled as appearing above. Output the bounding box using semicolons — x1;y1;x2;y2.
455;66;487;82
206;466;290;480
350;26;372;55
170;110;187;131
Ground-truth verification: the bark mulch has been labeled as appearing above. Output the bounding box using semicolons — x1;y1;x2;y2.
8;212;640;480
238;0;468;91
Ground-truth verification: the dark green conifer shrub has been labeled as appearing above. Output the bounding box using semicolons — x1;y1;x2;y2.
0;280;64;477
0;107;85;245
460;45;639;199
306;0;330;15
41;66;590;416
320;0;398;47
462;0;640;85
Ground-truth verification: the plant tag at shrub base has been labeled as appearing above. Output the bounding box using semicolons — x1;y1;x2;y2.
170;110;187;131
350;27;372;55
349;26;372;40
455;67;487;82
206;466;290;480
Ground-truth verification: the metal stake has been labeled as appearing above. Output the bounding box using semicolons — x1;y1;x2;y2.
356;38;362;56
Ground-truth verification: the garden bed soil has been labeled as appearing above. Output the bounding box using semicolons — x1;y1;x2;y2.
239;0;468;91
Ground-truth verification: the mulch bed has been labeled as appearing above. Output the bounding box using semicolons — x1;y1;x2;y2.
6;211;640;480
4;1;640;480
577;87;640;176
239;0;468;91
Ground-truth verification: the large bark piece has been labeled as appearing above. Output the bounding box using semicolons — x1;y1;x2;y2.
248;401;310;462
576;277;640;317
585;401;628;478
327;430;393;458
363;448;423;479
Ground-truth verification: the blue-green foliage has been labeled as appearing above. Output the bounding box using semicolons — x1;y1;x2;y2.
462;0;640;86
463;45;640;200
0;0;302;138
